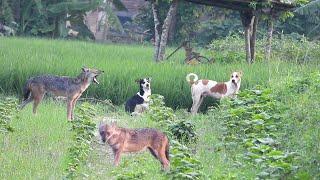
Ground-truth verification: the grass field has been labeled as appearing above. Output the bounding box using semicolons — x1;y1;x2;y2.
0;37;318;108
0;37;319;179
0;101;71;179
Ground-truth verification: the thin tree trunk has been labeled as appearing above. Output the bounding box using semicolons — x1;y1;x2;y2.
168;7;178;42
102;13;109;41
250;16;258;63
241;11;253;64
157;0;178;61
265;16;274;61
152;2;161;62
244;26;251;63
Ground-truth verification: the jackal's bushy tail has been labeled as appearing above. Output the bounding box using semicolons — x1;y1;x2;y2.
186;73;198;85
23;80;31;101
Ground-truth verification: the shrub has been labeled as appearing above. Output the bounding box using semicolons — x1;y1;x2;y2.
209;34;320;63
0;97;18;133
213;86;298;179
168;120;198;144
148;94;176;127
167;140;203;179
64;102;97;179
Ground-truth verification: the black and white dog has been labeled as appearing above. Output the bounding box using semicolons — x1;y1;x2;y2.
125;78;151;115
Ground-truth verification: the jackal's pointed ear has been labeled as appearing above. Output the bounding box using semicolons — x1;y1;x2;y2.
82;67;89;72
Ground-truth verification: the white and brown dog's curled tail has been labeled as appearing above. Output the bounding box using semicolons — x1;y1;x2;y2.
186;73;199;85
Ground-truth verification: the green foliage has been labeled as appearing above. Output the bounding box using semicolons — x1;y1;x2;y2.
0;97;18;133
147;94;203;179
214;86;298;178
168;120;197;144
134;1;204;44
148;94;176;127
0;0;13;25
210;34;320;63
111;156;147;180
148;94;197;144
4;0;101;38
64;102;97;179
274;71;320;178
168;140;204;179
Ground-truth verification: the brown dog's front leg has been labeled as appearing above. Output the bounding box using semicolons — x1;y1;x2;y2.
113;150;122;166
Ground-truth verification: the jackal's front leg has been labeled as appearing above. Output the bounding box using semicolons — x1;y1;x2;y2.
67;99;73;120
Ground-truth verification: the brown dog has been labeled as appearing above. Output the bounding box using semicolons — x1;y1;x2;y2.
99;122;170;170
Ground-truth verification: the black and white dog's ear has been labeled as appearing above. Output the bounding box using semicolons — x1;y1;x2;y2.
147;77;152;82
135;79;141;83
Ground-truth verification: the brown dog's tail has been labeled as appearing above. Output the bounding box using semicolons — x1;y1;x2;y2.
165;139;170;161
186;73;199;85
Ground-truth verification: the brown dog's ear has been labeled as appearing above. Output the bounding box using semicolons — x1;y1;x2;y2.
111;121;117;127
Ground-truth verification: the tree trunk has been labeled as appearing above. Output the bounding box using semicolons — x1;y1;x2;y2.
12;0;21;22
157;0;179;61
168;7;178;42
250;16;258;63
265;16;274;61
102;13;109;41
241;11;257;64
244;25;251;63
151;2;161;62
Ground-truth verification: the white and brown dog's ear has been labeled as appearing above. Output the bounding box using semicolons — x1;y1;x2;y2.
238;70;243;77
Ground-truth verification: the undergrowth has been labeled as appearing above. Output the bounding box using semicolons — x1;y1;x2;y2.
0;97;18;134
212;71;320;178
64;102;97;179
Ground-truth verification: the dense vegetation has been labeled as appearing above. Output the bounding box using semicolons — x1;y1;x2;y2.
0;37;319;179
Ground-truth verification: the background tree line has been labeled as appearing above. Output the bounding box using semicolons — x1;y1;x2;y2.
1;0;319;42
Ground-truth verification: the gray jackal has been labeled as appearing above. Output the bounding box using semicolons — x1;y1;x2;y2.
20;67;103;120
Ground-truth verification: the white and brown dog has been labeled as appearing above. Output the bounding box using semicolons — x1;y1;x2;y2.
186;71;243;114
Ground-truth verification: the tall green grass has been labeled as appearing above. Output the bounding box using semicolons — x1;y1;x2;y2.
0;101;71;179
0;37;318;109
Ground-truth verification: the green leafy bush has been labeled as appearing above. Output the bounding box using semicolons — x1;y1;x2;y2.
168;120;198;144
64;102;97;179
148;94;176;127
147;94;203;178
214;86;298;178
168;140;203;179
0;97;18;133
209;34;320;63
